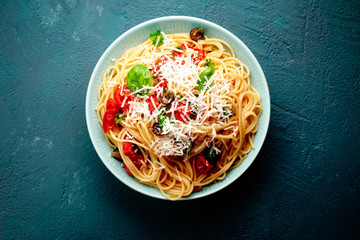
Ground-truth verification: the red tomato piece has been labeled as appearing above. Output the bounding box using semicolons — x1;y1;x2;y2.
168;155;183;161
146;95;160;114
124;165;133;176
157;80;167;90
172;48;184;58
103;98;120;133
181;44;206;65
123;141;144;162
195;155;213;175
123;140;144;176
114;85;134;111
133;160;143;168
152;80;167;98
151;56;169;92
181;43;192;51
102;111;116;133
152;55;170;82
192;49;205;65
106;98;120;114
115;85;131;99
124;160;143;177
120;97;133;112
156;55;170;66
152;55;169;74
174;102;190;123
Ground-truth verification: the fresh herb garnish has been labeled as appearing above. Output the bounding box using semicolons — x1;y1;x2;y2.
157;114;170;128
115;113;125;124
204;145;219;165
222;107;233;118
196;62;215;92
208;147;217;161
176;92;183;99
126;64;152;96
149;30;164;47
204;58;212;67
159;106;169;113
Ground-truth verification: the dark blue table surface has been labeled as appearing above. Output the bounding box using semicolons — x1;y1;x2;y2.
1;0;359;239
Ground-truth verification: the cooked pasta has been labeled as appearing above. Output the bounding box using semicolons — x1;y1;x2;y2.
96;29;261;200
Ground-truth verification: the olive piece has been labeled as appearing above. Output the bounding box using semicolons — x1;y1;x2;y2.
110;148;122;160
152;122;163;136
190;28;204;41
190;110;197;120
161;91;175;105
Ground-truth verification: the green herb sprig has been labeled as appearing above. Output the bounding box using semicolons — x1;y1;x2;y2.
115;113;125;124
149;30;164;47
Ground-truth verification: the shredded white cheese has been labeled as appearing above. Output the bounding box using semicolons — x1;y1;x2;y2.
123;36;236;157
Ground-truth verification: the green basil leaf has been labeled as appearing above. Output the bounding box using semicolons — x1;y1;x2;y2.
204;145;219;165
204;58;212;67
208;147;217;161
126;64;152;96
196;63;215;92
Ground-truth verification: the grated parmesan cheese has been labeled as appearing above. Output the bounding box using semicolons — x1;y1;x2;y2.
122;34;237;157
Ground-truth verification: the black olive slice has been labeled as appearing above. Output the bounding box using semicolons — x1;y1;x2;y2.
190;28;205;41
152;122;163;136
161;91;175;105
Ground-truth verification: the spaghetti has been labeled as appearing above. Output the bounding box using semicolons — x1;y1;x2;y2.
96;29;262;200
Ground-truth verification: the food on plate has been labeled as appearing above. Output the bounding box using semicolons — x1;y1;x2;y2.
96;28;262;200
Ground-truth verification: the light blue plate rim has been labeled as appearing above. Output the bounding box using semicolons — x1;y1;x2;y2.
86;16;271;200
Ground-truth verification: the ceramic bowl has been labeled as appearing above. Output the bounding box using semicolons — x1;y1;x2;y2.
86;16;270;200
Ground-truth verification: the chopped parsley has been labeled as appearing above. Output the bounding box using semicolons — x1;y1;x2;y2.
115;113;125;124
157;114;171;128
222;107;233;118
176;92;183;99
149;30;164;47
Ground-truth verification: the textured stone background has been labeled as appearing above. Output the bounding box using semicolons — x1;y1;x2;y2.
1;0;359;239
